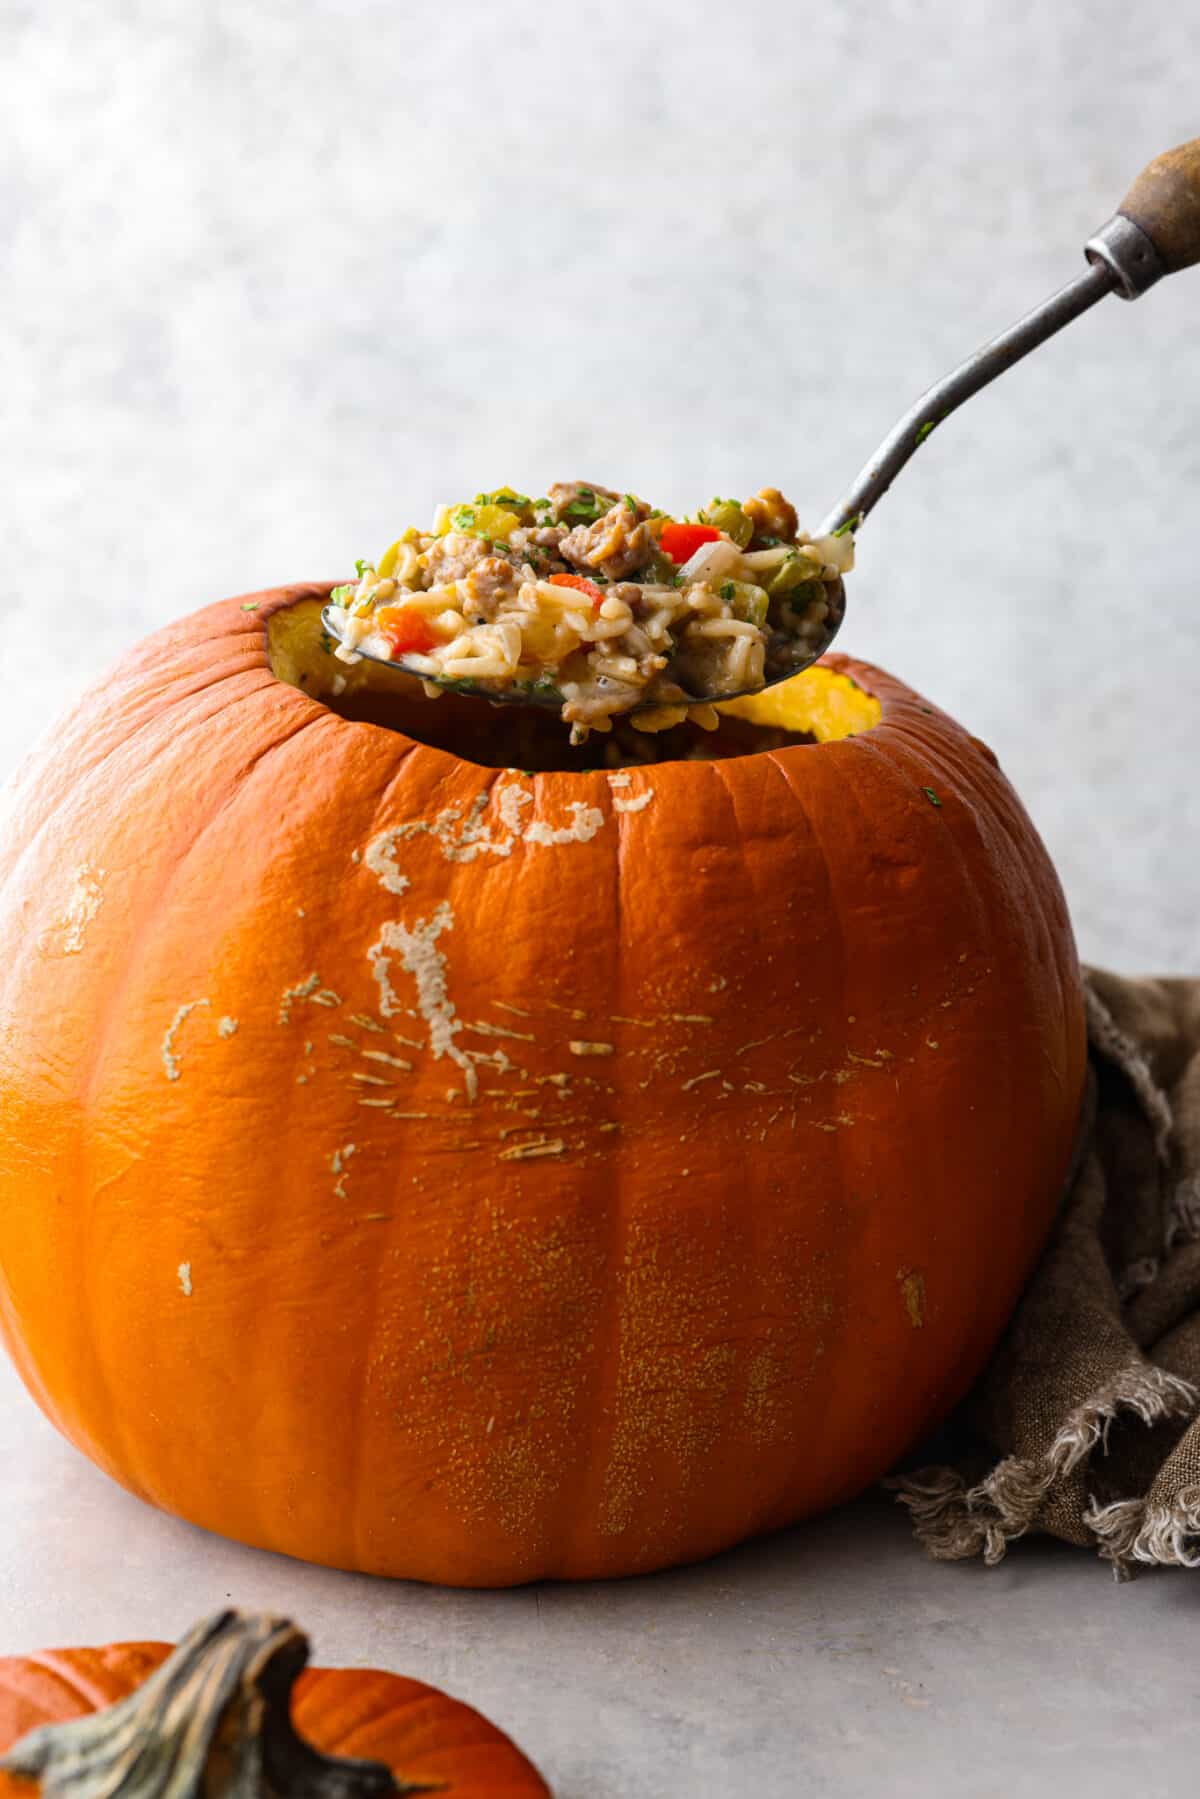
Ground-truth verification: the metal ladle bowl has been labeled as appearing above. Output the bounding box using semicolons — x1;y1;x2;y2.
324;135;1200;714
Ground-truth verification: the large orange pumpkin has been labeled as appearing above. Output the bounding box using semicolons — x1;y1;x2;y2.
0;1609;549;1796
0;585;1086;1585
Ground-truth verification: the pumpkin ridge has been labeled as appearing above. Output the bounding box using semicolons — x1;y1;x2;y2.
0;656;262;917
77;696;325;1111
756;740;861;1505
60;699;328;1502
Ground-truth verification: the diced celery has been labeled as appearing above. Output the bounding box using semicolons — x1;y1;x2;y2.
700;499;754;549
766;550;823;596
721;581;770;627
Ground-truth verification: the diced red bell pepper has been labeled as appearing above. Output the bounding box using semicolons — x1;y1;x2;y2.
376;606;440;658
658;521;721;564
547;572;604;611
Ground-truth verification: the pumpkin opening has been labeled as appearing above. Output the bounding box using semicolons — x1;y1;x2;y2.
268;598;882;771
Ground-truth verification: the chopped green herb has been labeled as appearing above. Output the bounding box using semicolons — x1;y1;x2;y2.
915;420;936;445
833;513;861;538
563;492;607;523
240;600;259;611
319;631;334;655
353;558;369;578
757;534;781;548
921;786;942;808
719;581;735;601
329;584;354;606
624;493;638;513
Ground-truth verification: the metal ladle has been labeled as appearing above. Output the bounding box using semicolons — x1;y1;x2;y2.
324;135;1200;714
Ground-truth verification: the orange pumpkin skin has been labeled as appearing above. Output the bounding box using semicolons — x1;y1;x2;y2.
0;587;1086;1585
0;1641;549;1797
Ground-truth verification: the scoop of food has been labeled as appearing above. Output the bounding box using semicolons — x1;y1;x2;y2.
323;482;852;742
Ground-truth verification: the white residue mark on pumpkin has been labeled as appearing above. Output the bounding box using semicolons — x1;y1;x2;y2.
351;849;361;864
486;1415;496;1434
353;1072;392;1087
569;1040;614;1057
296;907;306;918
358;1096;394;1107
899;1268;927;1328
390;1111;430;1119
304;1041;313;1056
682;1069;721;1091
466;1018;536;1043
364;828;413;895
368;901;478;1100
351;1013;385;1033
56;863;105;954
362;784;604;888
496;782;534;836
217;1016;238;1039
492;1001;533;1018
162;999;210;1081
329;1033;358;1050
524;801;604;847
177;1261;193;1298
279;974;320;1025
330;1144;356;1174
607;773;655;814
671;1013;713;1025
499;1137;567;1161
392;1030;423;1049
311;989;342;1009
736;1034;777;1057
709;975;728;993
465;1046;513;1075
362;1049;413;1071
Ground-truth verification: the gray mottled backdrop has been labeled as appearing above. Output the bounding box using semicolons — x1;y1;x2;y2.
4;0;1198;969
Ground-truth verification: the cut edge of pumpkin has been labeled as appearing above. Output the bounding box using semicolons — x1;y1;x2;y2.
265;595;882;759
717;666;883;742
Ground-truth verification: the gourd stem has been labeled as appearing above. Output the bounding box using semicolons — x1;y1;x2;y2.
0;1611;434;1798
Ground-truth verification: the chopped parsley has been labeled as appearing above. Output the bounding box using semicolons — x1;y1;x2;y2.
833;513;861;538
353;558;369;578
915;420;937;445
624;493;638;513
240;600;260;611
921;786;942;808
719;581;735;601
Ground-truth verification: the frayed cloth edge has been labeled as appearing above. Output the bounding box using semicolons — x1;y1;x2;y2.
1084;979;1174;1166
1084;1487;1200;1573
890;1363;1197;1566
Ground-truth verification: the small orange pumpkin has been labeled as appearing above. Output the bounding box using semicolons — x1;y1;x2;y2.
0;1610;549;1797
0;586;1086;1584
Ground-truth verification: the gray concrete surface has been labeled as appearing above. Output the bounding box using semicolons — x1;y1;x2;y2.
4;1355;1199;1799
4;3;1200;1794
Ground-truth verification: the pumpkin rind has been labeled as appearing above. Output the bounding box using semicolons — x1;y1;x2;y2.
0;587;1087;1584
0;1624;549;1797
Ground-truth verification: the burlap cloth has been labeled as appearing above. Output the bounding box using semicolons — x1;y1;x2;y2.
892;968;1200;1576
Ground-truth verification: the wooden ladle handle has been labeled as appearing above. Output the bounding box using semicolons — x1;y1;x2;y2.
1118;137;1200;274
